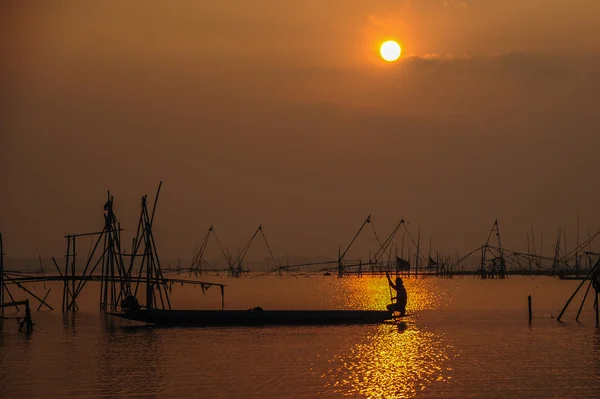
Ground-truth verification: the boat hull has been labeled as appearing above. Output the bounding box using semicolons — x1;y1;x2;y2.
113;309;393;327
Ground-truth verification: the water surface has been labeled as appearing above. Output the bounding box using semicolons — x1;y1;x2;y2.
1;276;598;398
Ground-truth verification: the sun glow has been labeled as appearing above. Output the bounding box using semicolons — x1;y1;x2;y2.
380;40;402;62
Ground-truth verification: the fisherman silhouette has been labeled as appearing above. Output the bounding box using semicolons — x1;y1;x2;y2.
386;272;407;316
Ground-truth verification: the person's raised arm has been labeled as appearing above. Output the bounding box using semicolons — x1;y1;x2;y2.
386;272;396;289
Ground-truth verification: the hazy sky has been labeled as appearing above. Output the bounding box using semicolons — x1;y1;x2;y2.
2;1;600;263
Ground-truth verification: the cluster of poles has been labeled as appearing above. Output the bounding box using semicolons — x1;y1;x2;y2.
178;217;600;280
557;258;600;326
2;183;600;332
177;215;445;278
0;182;226;333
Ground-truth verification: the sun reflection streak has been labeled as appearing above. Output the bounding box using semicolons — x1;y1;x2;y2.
315;277;456;398
322;277;453;312
322;323;454;398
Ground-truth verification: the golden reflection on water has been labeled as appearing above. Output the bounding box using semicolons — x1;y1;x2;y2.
324;323;453;398
320;277;454;398
326;276;452;312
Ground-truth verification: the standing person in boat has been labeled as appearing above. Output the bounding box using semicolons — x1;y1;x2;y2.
386;272;407;316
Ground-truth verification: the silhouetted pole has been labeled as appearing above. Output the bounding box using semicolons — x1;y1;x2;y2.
338;215;371;278
72;237;76;311
415;225;421;274
1;274;53;310
63;237;71;312
557;259;599;321
37;289;52;311
145;199;153;309
575;279;592;322
1;299;33;333
0;232;4;316
337;246;342;278
528;295;532;324
594;291;600;328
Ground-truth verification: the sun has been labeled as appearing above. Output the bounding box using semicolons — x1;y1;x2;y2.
380;40;401;62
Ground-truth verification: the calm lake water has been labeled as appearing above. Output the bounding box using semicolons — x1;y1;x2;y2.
1;275;599;398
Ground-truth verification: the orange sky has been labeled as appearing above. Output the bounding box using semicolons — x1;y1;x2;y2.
2;1;600;262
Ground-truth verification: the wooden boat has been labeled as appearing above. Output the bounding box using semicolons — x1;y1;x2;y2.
111;308;393;327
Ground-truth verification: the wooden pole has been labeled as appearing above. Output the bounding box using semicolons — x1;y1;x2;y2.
575;279;593;322
0;232;4;316
337;246;342;278
2;274;53;310
100;228;108;310
595;291;600;328
144;199;154;309
39;255;46;290
528;295;532;324
149;181;162;228
415;225;420;274
71;237;76;311
557;260;599;321
4;285;19;311
220;285;224;310
63;237;71;312
37;289;52;311
338;215;371;278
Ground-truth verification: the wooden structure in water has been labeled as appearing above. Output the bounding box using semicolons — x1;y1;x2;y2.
3;190;600;331
476;220;506;279
175;214;600;280
0;183;226;321
0;299;34;333
1;232;55;316
186;224;279;278
557;257;600;326
1;234;36;332
0;233;3;316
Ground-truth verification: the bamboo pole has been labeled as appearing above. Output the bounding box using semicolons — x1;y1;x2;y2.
575;279;592;322
37;289;52;311
595;291;600;328
528;295;532;324
594;291;600;328
71;237;76;311
2;274;53;310
0;232;4;316
63;237;71;312
557;259;599;321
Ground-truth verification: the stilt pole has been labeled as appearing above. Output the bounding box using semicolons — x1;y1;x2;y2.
528;295;532;324
63;237;71;312
575;279;593;322
0;232;4;316
71;237;76;311
557;260;599;321
595;291;600;328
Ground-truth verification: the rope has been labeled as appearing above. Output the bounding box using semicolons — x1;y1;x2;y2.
340;215;371;260
372;220;404;264
402;224;427;266
211;228;232;267
370;220;384;248
191;227;212;274
259;228;280;270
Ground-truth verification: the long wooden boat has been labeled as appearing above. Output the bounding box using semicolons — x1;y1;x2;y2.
111;308;393;327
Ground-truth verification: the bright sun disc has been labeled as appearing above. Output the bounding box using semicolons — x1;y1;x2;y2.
380;40;401;62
